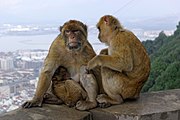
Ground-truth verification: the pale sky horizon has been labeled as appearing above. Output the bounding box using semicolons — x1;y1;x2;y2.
0;0;180;25
0;0;180;52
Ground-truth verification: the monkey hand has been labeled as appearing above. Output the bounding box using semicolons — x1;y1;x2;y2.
87;56;100;70
22;98;43;108
76;100;97;110
99;48;108;55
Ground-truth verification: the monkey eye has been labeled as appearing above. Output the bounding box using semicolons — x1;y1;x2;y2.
65;30;70;34
72;30;80;33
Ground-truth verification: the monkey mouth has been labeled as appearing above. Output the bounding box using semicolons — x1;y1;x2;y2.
68;42;81;50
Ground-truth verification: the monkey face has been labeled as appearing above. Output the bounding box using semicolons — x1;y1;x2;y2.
97;25;104;43
52;66;71;81
96;18;111;44
97;15;123;45
60;20;88;51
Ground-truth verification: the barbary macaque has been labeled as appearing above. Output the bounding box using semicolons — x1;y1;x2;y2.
22;20;101;110
87;15;150;107
43;66;87;107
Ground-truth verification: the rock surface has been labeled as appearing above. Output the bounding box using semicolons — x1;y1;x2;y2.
0;104;91;120
1;89;180;120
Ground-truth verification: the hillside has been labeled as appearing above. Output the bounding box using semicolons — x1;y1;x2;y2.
142;22;180;92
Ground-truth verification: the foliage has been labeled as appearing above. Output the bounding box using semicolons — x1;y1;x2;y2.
141;22;180;92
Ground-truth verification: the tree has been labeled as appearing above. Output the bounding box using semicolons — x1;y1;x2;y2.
142;22;180;92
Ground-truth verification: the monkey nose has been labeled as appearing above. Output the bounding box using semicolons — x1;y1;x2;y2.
70;36;75;39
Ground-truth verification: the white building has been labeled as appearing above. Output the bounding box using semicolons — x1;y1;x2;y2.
16;50;48;61
0;58;14;70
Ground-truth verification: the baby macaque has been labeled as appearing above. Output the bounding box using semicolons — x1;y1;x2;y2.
44;66;87;107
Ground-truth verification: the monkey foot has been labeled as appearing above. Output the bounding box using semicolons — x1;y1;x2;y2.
96;94;109;103
65;101;76;108
43;93;63;105
96;94;112;108
97;94;124;107
76;100;97;111
43;98;63;105
98;102;111;108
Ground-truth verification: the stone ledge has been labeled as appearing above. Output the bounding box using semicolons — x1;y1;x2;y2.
90;89;180;120
0;104;91;120
0;89;180;120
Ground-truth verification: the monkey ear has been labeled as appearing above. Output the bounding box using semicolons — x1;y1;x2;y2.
104;16;110;25
59;26;63;32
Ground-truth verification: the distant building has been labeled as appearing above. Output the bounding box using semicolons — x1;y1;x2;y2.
0;86;10;98
0;80;33;98
0;58;14;70
16;50;48;61
13;49;47;69
24;61;43;69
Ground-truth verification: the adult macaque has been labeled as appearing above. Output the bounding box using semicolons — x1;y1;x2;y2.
87;15;150;107
43;66;87;107
22;20;101;110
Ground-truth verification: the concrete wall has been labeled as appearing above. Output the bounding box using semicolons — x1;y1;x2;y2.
0;89;180;120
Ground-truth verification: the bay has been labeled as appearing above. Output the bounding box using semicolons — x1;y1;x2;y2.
0;33;105;53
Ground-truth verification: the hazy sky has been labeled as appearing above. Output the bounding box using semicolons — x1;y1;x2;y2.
0;0;180;24
0;0;180;52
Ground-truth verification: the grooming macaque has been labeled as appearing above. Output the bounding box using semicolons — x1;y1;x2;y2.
43;66;87;107
22;20;100;110
87;15;150;107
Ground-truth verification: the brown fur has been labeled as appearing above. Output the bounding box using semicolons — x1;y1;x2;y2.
87;15;150;107
53;80;87;107
22;20;100;110
44;66;87;107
